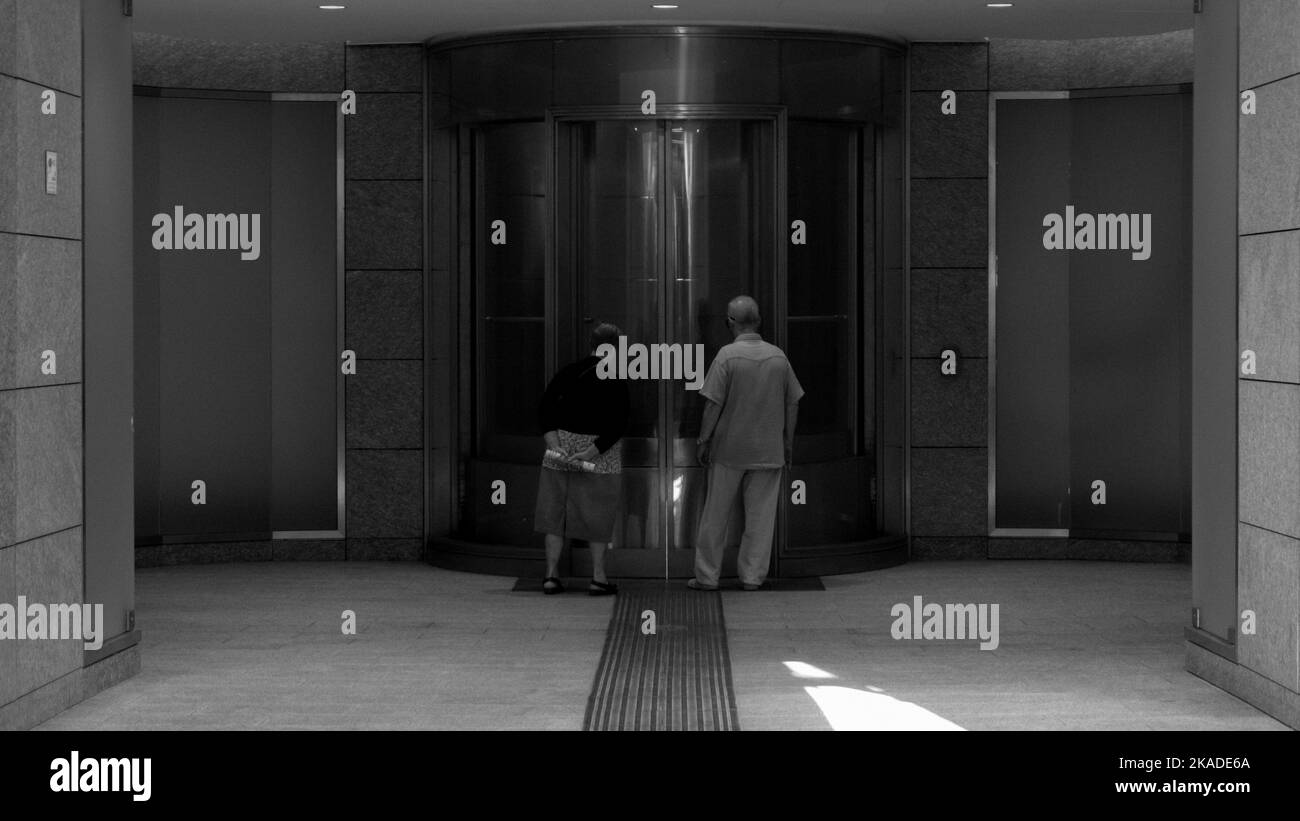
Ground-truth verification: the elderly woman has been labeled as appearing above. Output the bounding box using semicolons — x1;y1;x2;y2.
534;323;630;595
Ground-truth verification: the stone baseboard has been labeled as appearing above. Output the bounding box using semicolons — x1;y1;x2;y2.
987;538;1190;562
1186;639;1300;730
0;643;140;731
136;539;351;566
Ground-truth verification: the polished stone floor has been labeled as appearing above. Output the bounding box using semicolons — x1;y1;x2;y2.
35;560;1287;731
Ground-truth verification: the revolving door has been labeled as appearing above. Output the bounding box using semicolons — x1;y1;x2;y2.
427;29;908;578
554;115;775;576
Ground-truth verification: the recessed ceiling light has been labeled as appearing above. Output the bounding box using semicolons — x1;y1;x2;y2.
653;4;679;9
987;3;1013;6
319;4;346;9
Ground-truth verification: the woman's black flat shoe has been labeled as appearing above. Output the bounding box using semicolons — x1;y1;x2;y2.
543;577;565;595
588;580;618;596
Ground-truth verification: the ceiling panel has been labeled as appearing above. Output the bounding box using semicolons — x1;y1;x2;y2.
131;0;1193;44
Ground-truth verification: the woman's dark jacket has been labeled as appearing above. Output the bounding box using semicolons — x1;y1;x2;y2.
537;355;630;454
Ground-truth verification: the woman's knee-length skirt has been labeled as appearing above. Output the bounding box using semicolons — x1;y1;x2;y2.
534;468;622;542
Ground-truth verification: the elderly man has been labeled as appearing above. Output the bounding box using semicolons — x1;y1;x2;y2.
690;295;803;591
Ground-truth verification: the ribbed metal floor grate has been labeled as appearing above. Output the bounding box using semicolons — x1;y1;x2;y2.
583;582;739;731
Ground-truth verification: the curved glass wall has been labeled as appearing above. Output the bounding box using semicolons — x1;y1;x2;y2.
427;28;906;577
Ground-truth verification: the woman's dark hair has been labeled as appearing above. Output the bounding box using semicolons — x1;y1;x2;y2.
589;322;622;351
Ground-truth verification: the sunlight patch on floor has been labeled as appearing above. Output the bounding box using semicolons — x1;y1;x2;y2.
804;685;965;731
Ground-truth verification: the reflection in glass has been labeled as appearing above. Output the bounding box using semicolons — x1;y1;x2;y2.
785;120;875;545
575;121;662;445
478;123;548;458
786;122;863;459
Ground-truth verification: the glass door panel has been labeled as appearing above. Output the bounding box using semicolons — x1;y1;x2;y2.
783;121;874;548
574;121;663;467
666;120;773;569
561;116;775;576
571;121;664;559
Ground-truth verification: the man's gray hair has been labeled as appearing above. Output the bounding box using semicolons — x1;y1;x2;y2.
729;295;761;328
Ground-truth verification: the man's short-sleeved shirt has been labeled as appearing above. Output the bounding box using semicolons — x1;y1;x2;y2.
699;333;804;469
